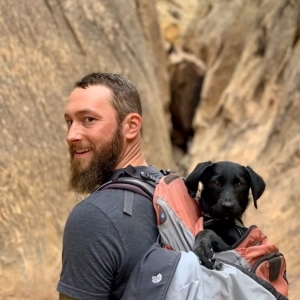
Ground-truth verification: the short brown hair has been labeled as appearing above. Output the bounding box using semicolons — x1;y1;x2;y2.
75;73;142;124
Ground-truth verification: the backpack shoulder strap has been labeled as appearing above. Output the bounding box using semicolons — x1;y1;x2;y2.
95;165;166;215
98;177;155;200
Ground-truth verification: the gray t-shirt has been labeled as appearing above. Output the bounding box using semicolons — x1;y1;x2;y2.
57;166;160;299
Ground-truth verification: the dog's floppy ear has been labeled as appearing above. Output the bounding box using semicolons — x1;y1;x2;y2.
184;161;213;198
245;166;266;209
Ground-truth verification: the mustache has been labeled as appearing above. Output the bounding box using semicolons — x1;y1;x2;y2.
69;143;93;156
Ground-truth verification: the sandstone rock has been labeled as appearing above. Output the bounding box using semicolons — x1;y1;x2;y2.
2;0;300;298
169;47;205;151
157;0;300;297
156;0;199;49
0;1;173;299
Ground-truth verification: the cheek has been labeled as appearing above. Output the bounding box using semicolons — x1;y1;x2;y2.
237;190;251;206
236;188;250;199
202;188;221;201
200;190;220;211
89;126;116;144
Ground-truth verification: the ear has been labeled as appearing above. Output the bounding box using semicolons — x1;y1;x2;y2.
123;113;142;140
184;161;213;198
245;166;266;209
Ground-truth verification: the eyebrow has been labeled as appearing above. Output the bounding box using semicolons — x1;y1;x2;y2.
64;109;99;119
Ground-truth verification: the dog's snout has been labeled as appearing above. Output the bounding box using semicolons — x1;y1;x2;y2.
221;201;234;211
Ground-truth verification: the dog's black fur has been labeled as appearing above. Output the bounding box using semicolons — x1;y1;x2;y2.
185;161;266;269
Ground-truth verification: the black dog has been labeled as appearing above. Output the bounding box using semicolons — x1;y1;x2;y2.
184;161;266;269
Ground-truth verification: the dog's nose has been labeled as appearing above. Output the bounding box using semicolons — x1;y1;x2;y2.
222;202;234;211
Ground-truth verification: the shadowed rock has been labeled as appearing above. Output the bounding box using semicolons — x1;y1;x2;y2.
0;1;173;299
157;0;300;298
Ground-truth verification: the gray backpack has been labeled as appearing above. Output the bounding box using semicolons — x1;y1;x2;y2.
121;243;288;300
99;166;288;300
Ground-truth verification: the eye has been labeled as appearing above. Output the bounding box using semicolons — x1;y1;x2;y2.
236;182;245;188
211;180;221;186
65;120;72;128
83;116;96;124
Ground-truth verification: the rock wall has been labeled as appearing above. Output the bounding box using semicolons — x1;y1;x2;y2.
0;1;172;299
2;0;299;298
157;0;300;298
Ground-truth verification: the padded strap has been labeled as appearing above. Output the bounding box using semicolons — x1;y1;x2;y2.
96;178;156;217
98;180;155;200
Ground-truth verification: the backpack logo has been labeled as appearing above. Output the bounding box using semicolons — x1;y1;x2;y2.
152;273;162;283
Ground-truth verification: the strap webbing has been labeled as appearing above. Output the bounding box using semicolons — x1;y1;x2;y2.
123;190;134;216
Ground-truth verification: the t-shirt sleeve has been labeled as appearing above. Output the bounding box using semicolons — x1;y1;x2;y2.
57;201;125;300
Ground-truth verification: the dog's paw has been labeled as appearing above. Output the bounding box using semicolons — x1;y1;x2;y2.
193;229;230;269
194;245;216;269
193;230;217;269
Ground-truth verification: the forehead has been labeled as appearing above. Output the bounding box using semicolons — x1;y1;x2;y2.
212;162;247;179
65;85;114;115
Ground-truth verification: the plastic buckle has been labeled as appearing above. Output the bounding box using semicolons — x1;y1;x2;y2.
141;172;160;183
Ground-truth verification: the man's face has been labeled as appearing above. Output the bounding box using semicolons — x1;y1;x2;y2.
64;85;124;193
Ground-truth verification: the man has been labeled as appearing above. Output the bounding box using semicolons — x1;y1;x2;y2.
57;73;160;299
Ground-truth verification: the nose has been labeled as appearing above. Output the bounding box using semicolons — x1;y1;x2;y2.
222;201;234;211
66;122;83;144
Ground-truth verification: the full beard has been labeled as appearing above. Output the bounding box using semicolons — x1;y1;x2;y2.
69;125;124;194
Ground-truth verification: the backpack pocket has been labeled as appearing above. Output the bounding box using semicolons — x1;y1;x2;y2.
250;252;288;297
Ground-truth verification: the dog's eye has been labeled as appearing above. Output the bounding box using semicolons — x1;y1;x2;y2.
236;182;244;188
211;180;221;186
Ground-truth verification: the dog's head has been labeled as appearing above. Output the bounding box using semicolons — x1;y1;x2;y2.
185;161;266;219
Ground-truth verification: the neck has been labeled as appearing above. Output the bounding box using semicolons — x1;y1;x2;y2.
115;137;147;169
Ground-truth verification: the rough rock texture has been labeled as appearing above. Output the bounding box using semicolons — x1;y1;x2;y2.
157;0;300;298
169;55;204;151
0;1;172;299
2;0;300;298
